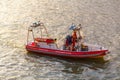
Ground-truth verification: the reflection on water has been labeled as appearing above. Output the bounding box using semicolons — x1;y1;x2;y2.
26;52;109;80
0;0;120;80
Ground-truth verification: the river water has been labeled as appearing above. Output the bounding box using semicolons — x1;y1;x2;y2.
0;0;120;80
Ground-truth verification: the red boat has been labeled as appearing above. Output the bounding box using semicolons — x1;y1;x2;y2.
26;21;109;58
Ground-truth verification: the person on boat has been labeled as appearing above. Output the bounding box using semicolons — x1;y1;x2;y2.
71;29;77;51
63;24;85;51
78;24;84;42
63;35;73;50
71;24;84;51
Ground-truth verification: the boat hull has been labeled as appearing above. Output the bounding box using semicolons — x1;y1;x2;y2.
26;44;108;58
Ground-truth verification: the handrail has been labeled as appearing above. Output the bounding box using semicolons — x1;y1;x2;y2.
27;21;50;44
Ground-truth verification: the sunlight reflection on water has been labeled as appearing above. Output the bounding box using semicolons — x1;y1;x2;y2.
0;0;120;80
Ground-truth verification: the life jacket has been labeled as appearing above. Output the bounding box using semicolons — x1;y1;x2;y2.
72;31;77;46
72;31;77;40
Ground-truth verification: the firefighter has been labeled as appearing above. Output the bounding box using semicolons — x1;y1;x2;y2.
63;35;72;50
72;29;77;51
